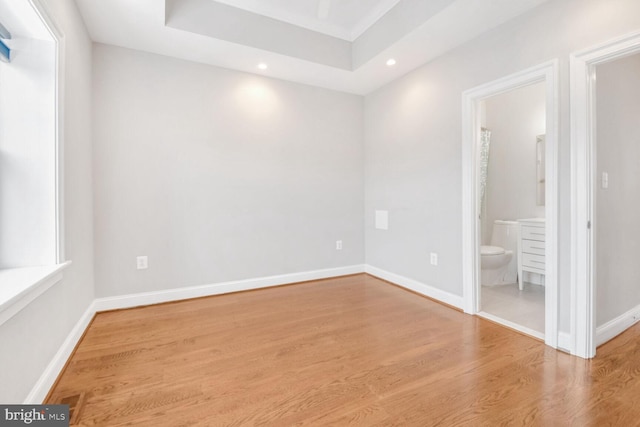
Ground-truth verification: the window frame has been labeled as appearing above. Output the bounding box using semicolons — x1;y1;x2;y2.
0;0;68;326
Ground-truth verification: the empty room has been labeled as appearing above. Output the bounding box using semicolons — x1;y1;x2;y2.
1;0;640;425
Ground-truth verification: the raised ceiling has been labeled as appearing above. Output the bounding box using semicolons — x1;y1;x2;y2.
75;0;550;95
211;0;402;41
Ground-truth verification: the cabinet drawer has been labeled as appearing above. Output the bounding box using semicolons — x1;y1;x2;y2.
521;225;545;241
522;239;545;255
522;252;545;269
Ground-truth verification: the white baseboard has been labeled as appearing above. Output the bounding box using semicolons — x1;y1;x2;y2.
364;265;464;309
93;265;365;312
596;304;640;347
24;301;96;404
557;331;572;353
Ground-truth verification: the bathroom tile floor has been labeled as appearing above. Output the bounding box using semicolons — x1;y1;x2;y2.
481;283;545;334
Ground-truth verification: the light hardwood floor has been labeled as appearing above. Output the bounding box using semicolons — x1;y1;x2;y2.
47;274;640;426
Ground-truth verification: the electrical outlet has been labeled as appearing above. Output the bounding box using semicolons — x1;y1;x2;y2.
336;240;343;250
137;256;148;270
430;252;438;266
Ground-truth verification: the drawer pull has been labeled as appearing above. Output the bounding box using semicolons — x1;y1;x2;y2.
521;226;546;241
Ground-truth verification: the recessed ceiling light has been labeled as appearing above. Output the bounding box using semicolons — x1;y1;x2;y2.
257;63;268;70
386;58;396;67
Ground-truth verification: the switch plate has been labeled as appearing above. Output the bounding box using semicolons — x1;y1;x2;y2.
137;256;148;270
602;172;609;189
336;240;343;250
430;253;438;266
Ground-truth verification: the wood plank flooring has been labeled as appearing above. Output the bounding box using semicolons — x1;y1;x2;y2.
46;274;640;426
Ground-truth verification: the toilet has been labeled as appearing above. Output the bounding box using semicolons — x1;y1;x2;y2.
481;220;518;286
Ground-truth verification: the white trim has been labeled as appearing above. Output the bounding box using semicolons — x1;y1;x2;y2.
596;304;640;347
570;31;640;359
29;0;66;263
544;61;559;349
24;301;95;404
0;262;71;327
350;0;401;41
94;265;365;312
558;331;572;353
461;81;480;315
477;311;544;341
364;265;464;309
461;60;559;348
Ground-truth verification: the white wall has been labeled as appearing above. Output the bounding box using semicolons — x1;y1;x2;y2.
0;0;94;403
364;0;640;334
596;52;640;326
482;82;546;245
92;44;364;297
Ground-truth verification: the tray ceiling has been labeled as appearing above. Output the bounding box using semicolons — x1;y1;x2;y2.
75;0;550;94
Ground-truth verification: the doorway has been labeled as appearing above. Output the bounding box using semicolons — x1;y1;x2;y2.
478;82;546;338
570;32;640;359
462;61;559;348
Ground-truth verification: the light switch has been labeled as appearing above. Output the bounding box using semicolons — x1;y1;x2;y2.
430;253;438;266
602;172;609;189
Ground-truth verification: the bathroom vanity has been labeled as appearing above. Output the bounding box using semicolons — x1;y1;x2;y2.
517;218;545;290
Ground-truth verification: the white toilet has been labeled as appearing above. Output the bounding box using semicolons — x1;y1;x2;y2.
481;220;518;286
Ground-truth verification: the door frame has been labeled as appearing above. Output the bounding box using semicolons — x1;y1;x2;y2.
462;60;559;348
569;31;640;359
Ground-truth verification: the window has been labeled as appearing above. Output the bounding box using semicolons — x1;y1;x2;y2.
0;0;68;326
0;21;9;62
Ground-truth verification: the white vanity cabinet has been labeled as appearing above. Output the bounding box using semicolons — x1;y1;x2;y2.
517;218;545;290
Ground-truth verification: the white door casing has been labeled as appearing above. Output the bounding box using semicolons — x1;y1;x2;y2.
462;60;559;349
570;31;640;359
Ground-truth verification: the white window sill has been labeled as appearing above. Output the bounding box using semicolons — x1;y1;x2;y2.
0;261;71;326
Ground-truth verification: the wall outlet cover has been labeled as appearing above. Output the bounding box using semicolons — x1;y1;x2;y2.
136;256;148;270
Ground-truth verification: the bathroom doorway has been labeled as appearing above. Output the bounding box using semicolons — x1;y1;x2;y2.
478;82;546;339
462;61;559;348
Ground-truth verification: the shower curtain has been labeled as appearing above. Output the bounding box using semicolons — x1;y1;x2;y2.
479;128;491;213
